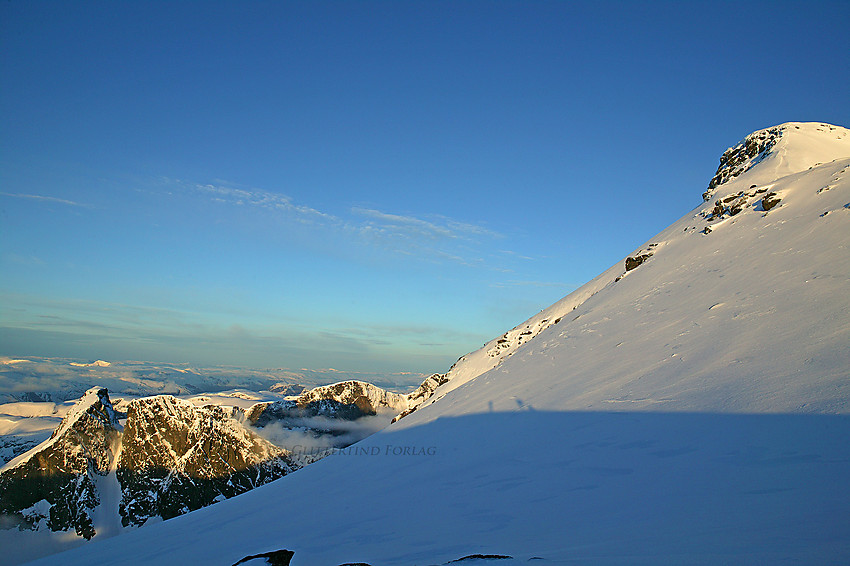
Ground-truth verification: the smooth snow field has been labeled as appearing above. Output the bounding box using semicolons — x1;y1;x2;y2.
23;410;850;565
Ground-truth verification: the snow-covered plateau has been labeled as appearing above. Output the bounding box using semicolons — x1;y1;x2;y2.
7;122;850;565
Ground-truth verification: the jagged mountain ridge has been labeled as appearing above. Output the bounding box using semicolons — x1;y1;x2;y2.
0;378;410;545
0;388;295;539
0;358;423;405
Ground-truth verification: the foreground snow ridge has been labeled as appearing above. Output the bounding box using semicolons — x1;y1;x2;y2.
28;122;850;565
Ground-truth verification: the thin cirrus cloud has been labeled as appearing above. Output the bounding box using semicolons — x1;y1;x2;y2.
175;179;510;266
0;192;90;208
490;280;572;288
350;207;502;265
351;207;500;242
189;182;335;224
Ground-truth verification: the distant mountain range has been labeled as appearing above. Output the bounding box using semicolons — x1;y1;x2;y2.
0;379;412;542
0;357;425;403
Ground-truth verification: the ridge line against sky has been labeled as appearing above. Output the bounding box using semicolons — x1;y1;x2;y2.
1;0;848;380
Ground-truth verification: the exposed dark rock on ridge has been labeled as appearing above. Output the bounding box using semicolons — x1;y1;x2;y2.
703;126;783;201
0;387;119;539
625;253;653;271
447;555;514;563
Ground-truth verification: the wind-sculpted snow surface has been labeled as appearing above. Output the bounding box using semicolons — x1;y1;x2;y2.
19;122;850;565
24;411;850;565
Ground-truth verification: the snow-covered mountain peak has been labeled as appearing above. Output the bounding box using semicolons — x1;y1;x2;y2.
3;386;118;472
295;380;409;413
0;387;121;539
396;121;850;425
703;122;850;202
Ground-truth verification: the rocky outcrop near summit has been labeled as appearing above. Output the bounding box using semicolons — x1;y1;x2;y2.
702;126;783;201
0;388;119;539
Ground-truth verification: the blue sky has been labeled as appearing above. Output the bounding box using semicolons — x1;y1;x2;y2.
1;1;848;382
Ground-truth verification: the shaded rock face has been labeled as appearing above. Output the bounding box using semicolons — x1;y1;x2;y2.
703;126;783;201
118;396;294;527
247;398;370;428
625;253;653;271
0;387;119;539
761;191;781;211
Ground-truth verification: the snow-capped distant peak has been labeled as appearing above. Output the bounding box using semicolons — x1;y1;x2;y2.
0;357;31;365
69;360;112;368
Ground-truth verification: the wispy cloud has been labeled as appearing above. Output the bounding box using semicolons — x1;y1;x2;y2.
490;280;572;288
165;178;510;268
499;249;536;261
3;253;46;267
0;192;89;207
352;207;500;241
190;182;336;224
349;206;503;266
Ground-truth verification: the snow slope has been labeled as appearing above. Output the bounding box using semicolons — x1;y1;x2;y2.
396;123;850;420
0;401;71;466
27;122;850;565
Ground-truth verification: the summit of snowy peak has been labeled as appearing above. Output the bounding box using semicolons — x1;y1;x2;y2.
249;380;409;427
296;380;409;412
38;387;118;456
702;122;850;201
0;387;120;539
